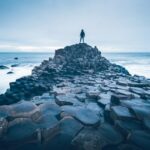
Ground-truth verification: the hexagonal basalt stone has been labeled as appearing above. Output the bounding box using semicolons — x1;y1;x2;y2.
143;118;150;131
43;116;83;150
9;101;41;121
39;102;61;117
0;118;8;138
5;118;38;143
110;106;135;121
35;113;59;141
55;94;81;106
118;144;142;150
61;106;100;126
98;93;111;107
115;120;142;137
72;123;123;150
128;130;150;150
86;90;100;100
130;105;150;120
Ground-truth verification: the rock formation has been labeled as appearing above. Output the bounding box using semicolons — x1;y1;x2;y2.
0;43;129;105
0;43;150;150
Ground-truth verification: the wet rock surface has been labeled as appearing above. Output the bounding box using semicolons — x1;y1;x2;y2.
0;43;150;150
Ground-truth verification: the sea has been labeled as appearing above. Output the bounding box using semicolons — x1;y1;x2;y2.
0;52;150;94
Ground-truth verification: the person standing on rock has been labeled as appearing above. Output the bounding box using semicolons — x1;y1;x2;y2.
80;29;85;43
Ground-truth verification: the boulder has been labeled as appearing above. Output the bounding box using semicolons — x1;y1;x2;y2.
0;65;9;69
7;71;14;74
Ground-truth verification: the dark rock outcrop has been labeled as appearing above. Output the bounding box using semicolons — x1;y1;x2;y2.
0;43;129;105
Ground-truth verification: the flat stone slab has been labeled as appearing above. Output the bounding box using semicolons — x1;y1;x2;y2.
120;98;150;108
75;93;86;102
5;118;38;142
110;106;135;121
55;94;82;106
0;101;40;121
86;90;100;100
129;87;145;95
110;94;130;106
72;123;123;150
39;102;61;116
98;93;111;107
112;89;133;98
43;116;83;150
36;113;59;140
128;130;150;150
59;116;83;137
130;105;150;120
144;118;150;130
61;106;100;126
115;120;142;136
0;118;8;138
116;79;130;86
86;102;103;116
118;144;142;150
9;101;40;121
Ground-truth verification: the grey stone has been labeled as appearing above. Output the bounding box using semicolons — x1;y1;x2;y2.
128;130;150;150
43;116;83;150
0;65;9;69
39;102;61;117
61;106;100;126
110;106;135;121
5;118;38;142
118;144;142;150
115;120;142;137
36;113;59;141
55;94;81;106
0;118;8;138
86;90;100;100
143;118;150;130
72;123;123;150
9;101;41;121
98;93;111;107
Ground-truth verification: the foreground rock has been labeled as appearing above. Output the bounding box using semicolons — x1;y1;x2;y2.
0;43;150;150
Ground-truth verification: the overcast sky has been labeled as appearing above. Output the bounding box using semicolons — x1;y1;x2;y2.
0;0;150;52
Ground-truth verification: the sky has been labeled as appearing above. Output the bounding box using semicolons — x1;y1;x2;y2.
0;0;150;52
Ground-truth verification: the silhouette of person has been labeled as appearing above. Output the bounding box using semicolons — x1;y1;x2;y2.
80;29;85;43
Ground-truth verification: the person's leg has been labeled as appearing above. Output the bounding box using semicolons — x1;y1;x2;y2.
80;37;82;43
83;37;84;43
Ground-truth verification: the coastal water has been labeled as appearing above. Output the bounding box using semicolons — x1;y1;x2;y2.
0;52;149;94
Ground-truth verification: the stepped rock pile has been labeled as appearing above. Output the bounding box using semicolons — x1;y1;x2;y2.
0;43;150;150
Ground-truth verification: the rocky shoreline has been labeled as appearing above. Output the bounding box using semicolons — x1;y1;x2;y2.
0;43;150;150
